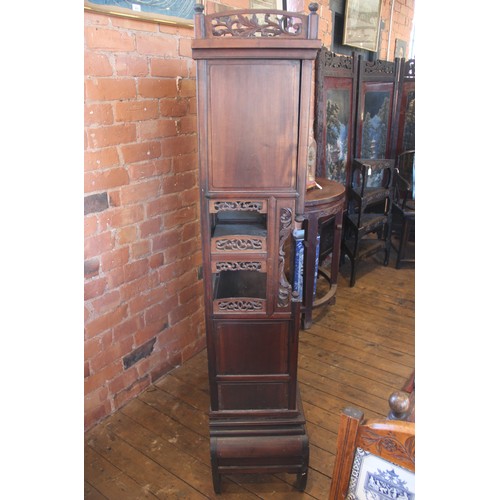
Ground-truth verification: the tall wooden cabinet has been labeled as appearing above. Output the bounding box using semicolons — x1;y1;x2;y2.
192;4;321;493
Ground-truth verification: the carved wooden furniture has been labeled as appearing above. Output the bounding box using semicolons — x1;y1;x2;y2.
192;4;321;493
392;150;415;269
301;178;345;329
342;158;395;287
329;407;415;500
388;371;415;422
354;58;401;160
395;59;415;156
314;48;358;188
314;50;416;183
391;59;415;269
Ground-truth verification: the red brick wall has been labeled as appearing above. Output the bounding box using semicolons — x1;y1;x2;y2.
380;0;415;60
84;11;204;430
84;0;414;431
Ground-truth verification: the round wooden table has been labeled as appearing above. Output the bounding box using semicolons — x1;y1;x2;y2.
301;178;345;329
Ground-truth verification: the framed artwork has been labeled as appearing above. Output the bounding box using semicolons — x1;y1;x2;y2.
395;38;407;59
343;0;382;52
84;0;195;27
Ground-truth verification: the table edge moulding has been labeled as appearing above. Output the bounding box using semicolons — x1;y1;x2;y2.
192;3;321;493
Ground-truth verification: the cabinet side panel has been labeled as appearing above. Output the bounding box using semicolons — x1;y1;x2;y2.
208;60;300;191
218;383;288;410
215;321;288;375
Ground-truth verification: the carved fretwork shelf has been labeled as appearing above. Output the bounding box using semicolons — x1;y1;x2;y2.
192;3;321;493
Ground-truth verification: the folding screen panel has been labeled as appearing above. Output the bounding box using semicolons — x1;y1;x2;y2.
314;48;358;185
314;50;411;186
354;58;401;160
395;58;415;155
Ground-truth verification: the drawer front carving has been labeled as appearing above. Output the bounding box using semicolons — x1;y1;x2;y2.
212;236;266;253
214;298;266;313
210;199;267;214
212;260;267;273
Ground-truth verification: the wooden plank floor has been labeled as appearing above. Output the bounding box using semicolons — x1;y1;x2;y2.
85;253;414;499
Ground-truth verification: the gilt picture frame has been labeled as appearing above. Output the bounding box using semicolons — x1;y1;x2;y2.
343;0;382;52
84;0;195;28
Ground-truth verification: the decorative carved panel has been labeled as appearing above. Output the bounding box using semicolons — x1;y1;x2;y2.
322;51;353;71
210;200;267;213
277;207;293;308
210;12;305;38
215;299;265;313
362;59;395;76
358;429;415;469
213;261;265;272
198;5;319;40
212;237;266;253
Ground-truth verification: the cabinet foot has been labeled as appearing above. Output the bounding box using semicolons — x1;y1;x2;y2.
212;471;222;494
296;469;308;491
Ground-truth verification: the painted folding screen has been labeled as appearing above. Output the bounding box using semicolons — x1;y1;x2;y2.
354;58;401;161
314;48;357;186
395;58;415;155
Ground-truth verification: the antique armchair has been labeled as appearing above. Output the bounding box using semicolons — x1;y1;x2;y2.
329;406;415;499
342;159;395;287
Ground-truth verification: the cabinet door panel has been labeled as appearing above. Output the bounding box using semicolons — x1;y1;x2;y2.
208;60;300;191
215;321;289;375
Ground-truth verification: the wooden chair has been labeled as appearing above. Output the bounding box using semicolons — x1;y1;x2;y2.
388;370;415;422
329;407;415;499
342;159;395;287
392;150;415;268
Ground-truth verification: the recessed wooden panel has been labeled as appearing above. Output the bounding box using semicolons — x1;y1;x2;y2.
218;382;288;410
208;60;300;191
215;321;289;375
